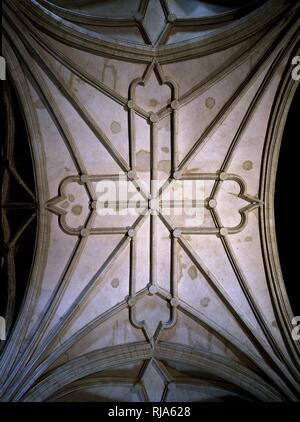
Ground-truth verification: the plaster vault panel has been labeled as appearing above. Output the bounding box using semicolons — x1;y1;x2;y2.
1;0;300;402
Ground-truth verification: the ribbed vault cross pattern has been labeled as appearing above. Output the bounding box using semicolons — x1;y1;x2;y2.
46;59;263;343
1;0;300;403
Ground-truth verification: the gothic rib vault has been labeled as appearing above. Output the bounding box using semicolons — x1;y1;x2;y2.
1;0;300;402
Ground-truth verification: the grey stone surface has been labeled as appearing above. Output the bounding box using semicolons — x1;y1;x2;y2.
1;0;300;403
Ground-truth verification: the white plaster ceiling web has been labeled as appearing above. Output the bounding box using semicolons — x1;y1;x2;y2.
1;0;300;402
29;0;267;46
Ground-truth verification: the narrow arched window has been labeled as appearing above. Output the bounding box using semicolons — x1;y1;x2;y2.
0;76;37;345
275;84;300;316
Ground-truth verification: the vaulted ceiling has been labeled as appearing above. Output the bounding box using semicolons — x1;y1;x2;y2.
1;0;300;402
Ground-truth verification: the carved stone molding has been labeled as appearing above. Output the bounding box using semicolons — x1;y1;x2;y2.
1;0;300;403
